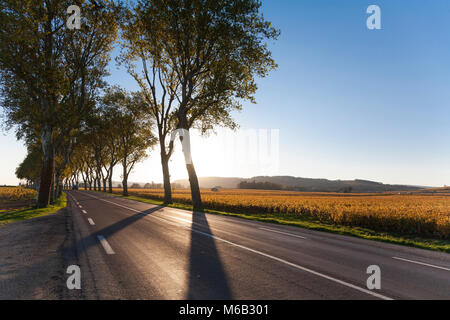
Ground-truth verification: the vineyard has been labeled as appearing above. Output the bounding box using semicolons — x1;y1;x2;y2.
113;188;450;239
0;187;37;212
0;187;37;203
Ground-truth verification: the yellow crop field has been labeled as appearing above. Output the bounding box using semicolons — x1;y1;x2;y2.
116;188;450;239
0;187;37;202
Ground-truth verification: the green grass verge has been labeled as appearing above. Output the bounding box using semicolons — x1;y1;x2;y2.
94;191;450;253
0;193;67;227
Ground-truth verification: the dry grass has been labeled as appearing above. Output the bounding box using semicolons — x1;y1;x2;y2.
114;188;450;239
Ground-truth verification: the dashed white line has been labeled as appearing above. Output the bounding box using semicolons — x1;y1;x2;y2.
393;257;450;272
259;227;307;239
97;235;115;255
88;218;95;226
80;191;392;300
82;210;87;214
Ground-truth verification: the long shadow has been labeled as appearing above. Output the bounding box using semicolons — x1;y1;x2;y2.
187;210;232;299
0;194;164;299
1;191;231;299
90;206;164;240
71;190;164;244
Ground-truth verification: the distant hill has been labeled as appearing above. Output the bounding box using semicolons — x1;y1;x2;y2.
173;177;244;189
173;176;425;193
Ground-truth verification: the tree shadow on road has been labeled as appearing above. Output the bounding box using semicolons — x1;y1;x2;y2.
187;210;232;299
90;206;164;240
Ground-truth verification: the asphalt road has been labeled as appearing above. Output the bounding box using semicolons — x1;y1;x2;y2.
66;190;450;300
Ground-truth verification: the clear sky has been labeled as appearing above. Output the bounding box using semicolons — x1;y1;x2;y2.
1;0;449;187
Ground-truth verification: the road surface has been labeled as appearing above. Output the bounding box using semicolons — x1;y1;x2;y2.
66;190;450;300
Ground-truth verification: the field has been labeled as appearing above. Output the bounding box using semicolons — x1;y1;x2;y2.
0;187;37;211
0;187;67;226
111;188;450;239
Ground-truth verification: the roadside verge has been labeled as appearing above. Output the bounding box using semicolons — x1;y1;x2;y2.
0;193;67;227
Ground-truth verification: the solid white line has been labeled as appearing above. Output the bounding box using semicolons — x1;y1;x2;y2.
88;218;95;226
393;257;450;272
82;210;87;214
81;191;392;300
259;227;307;239
187;227;392;300
97;235;115;255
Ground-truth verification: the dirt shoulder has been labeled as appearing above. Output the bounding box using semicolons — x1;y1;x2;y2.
0;207;79;299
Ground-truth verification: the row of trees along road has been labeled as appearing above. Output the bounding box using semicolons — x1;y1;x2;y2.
0;0;120;207
1;0;279;209
68;87;157;196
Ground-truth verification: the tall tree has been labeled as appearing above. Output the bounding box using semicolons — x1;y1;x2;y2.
0;0;120;207
101;87;157;196
120;19;178;204
121;0;279;209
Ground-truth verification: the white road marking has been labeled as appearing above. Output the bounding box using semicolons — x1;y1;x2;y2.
393;257;450;272
82;192;141;213
79;205;82;208
80;191;392;300
88;218;95;225
82;210;87;214
188;226;392;300
97;235;115;255
259;227;307;239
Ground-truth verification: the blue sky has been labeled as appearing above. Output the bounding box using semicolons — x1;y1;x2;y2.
1;0;449;186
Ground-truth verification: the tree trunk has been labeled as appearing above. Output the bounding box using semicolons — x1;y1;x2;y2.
50;171;56;204
178;124;202;210
186;162;202;210
122;159;128;196
55;175;62;198
108;174;113;193
160;142;172;204
37;129;54;208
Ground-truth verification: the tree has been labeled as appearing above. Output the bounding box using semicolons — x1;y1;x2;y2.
101;87;157;196
121;0;279;209
144;183;152;189
120;15;178;204
0;0;120;207
16;145;43;188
